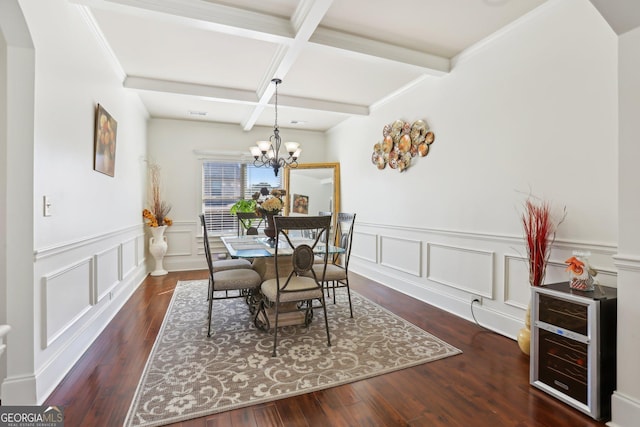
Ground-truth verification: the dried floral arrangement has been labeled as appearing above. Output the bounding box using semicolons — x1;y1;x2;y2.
142;162;172;227
521;196;566;287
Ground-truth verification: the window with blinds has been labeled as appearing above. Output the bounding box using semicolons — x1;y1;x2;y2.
202;161;281;235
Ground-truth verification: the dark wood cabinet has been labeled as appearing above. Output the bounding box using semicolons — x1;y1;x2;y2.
530;282;617;420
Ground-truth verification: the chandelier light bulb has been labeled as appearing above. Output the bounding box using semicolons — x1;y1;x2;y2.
257;140;272;154
284;141;300;155
249;146;262;158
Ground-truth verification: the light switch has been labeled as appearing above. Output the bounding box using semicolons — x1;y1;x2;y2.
43;196;52;217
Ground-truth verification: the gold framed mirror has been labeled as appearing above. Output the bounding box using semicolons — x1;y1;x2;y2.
284;162;340;221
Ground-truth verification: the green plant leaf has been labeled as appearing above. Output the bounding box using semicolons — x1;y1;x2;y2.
230;199;257;229
230;199;256;214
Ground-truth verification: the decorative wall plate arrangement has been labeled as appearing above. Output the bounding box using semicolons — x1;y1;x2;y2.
371;119;435;172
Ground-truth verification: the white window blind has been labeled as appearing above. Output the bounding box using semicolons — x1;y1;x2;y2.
202;161;281;235
202;162;241;235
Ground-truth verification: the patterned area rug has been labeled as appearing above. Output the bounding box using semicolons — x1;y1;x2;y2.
124;280;461;427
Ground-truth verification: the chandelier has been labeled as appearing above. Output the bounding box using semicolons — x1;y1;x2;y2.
249;78;301;176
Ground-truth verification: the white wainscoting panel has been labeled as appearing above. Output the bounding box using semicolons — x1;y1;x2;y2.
166;229;193;257
120;237;137;281
136;233;146;266
352;231;377;263
427;243;494;298
94;246;120;304
210;236;227;252
42;257;93;348
379;236;421;276
504;254;530;308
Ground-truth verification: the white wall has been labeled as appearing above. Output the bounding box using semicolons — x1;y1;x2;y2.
147;118;327;271
1;0;149;404
0;5;8;390
0;0;35;401
611;23;640;427
328;0;618;336
331;0;617;242
0;3;6;355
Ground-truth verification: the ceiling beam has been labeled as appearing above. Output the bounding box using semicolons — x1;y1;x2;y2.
72;0;445;127
310;27;450;75
71;0;449;76
241;0;335;131
124;76;258;103
70;0;295;43
124;76;368;115
277;94;368;116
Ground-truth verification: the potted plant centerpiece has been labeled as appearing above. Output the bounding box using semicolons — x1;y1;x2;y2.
254;188;284;240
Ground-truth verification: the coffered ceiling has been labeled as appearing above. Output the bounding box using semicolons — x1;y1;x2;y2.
71;0;548;131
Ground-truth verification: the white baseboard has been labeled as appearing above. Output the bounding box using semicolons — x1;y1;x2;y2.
0;373;37;405
609;392;640;427
350;262;522;340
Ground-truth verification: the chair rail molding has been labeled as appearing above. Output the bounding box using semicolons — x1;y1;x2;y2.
34;224;144;260
612;253;640;271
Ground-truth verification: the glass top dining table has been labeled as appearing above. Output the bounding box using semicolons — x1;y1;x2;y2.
220;235;345;327
220;235;345;259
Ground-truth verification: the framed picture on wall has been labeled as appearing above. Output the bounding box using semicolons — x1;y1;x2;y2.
93;103;117;177
292;194;309;214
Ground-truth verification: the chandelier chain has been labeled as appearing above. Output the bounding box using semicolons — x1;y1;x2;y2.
273;78;279;129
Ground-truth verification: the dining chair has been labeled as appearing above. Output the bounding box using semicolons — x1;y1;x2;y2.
318;211;332;243
236;211;262;236
257;215;332;356
200;214;262;337
199;214;253;271
311;212;356;318
299;211;331;241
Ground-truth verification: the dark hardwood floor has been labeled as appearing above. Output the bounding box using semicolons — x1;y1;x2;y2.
45;270;607;426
